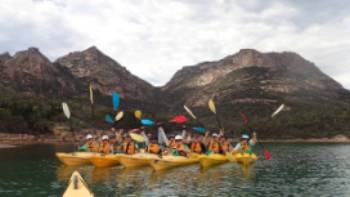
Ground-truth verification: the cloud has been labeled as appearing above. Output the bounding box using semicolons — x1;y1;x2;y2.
0;0;349;89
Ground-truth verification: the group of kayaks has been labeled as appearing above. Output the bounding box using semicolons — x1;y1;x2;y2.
56;151;257;170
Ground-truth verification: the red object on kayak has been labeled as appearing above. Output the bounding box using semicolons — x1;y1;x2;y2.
170;115;188;124
263;148;271;160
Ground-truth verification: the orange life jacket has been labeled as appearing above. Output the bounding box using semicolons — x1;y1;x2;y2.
209;141;220;153
122;142;136;155
99;142;111;154
242;143;249;152
221;141;230;152
190;142;202;154
176;143;186;152
148;143;161;154
87;141;97;152
169;139;176;148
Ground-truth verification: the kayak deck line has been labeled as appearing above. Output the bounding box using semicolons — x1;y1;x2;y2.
62;171;94;197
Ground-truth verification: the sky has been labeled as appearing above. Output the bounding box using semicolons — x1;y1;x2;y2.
0;0;349;88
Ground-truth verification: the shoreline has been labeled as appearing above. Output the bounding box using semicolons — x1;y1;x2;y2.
0;132;349;146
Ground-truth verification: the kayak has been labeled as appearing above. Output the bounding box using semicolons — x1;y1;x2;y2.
90;154;121;168
150;155;199;171
56;152;95;166
234;153;257;166
119;153;160;168
199;154;229;168
62;171;94;197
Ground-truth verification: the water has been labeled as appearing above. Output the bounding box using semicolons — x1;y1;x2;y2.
0;143;350;197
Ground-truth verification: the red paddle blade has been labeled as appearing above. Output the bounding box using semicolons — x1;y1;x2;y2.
263;148;271;160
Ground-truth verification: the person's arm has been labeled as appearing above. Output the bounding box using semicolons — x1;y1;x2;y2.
232;143;241;153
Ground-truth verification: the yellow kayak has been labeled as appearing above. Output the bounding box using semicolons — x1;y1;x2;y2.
90;154;122;168
56;152;95;166
150;155;199;171
119;153;160;168
234;153;258;166
62;171;94;197
199;154;229;168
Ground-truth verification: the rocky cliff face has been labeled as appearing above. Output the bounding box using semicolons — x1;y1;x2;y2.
54;46;155;101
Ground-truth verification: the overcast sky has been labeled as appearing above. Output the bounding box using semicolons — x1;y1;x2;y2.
1;0;349;88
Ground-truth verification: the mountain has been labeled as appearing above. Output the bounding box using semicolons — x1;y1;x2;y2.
0;48;76;97
0;47;349;139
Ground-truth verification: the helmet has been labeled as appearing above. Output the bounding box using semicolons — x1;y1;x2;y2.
175;135;183;140
241;134;250;140
212;133;219;137
86;134;93;140
102;135;109;140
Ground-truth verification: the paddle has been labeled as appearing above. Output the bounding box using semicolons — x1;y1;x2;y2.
208;98;223;131
104;114;114;124
134;110;142;120
115;111;124;121
112;92;120;111
141;119;155;126
62;102;72;131
170;115;188;124
183;105;206;128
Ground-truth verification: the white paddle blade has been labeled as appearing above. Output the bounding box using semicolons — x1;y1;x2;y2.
115;111;124;121
184;105;197;120
271;104;285;118
208;99;216;114
62;102;71;119
89;84;94;104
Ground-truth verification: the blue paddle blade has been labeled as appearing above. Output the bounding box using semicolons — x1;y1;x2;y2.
141;119;155;126
193;127;206;133
112;92;120;111
105;115;114;124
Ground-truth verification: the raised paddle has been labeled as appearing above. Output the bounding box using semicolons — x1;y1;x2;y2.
134;110;142;120
115;111;124;121
183;105;206;128
208;98;223;130
112;92;120;112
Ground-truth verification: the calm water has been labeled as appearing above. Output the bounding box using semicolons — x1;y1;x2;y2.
0;143;349;197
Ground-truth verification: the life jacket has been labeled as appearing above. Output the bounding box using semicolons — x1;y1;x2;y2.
242;143;250;152
122;142;136;155
169;139;176;148
148;143;161;154
99;142;111;154
208;141;220;153
190;142;202;154
221;141;230;153
87;141;97;152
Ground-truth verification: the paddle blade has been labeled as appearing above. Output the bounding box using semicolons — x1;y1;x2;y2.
134;110;142;120
112;92;120;111
239;111;249;125
104;114;114;124
89;83;94;104
208;99;216;114
130;133;145;143
115;111;124;121
170;115;188;124
141;119;155;126
184;105;197;120
192;127;206;134
263;148;272;160
62;102;71;119
271;104;285;118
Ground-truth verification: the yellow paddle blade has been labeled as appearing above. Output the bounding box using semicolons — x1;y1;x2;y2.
184;105;197;120
89;83;94;105
129;133;145;143
115;111;124;121
134;110;142;120
208;99;216;114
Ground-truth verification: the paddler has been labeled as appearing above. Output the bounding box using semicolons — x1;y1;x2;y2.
98;135;113;154
166;135;190;157
232;132;257;154
147;137;161;154
208;133;221;154
168;135;177;149
79;134;98;152
122;135;138;155
219;136;231;153
190;134;204;154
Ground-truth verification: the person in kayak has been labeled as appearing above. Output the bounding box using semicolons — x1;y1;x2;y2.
190;134;204;154
164;135;191;157
232;132;257;154
168;135;177;149
98;135;113;154
219;136;231;153
79;134;98;152
147;137;161;154
122;135;138;154
208;133;221;154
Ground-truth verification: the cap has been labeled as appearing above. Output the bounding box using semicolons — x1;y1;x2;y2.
212;133;219;137
241;134;250;139
175;135;183;140
86;134;93;140
102;135;109;140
